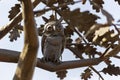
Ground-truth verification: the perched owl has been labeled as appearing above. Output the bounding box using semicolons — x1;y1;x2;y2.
41;20;65;63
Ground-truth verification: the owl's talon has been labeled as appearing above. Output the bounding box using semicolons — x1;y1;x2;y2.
41;57;46;63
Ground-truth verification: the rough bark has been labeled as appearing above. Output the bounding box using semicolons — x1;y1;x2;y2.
13;0;39;80
0;49;102;72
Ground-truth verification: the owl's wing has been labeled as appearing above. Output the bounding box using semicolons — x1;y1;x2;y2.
61;35;66;54
41;35;47;55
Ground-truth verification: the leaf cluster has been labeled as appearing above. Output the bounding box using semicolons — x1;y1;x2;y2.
102;64;120;76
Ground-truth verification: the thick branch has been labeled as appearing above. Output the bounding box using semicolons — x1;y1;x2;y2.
0;49;20;63
13;0;39;80
0;49;102;72
0;0;41;39
37;58;102;72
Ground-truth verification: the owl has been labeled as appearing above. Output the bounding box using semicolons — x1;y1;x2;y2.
41;20;65;63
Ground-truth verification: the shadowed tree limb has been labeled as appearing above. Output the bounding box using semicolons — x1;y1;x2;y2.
0;49;102;72
13;0;39;80
37;58;102;72
100;45;120;59
0;46;119;73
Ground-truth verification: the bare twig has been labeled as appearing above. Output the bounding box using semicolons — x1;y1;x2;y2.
112;24;120;35
74;28;88;44
114;55;120;59
68;46;104;80
100;45;111;58
89;66;104;80
101;45;120;58
115;24;120;26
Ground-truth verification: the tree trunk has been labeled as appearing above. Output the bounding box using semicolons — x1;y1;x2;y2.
13;0;39;80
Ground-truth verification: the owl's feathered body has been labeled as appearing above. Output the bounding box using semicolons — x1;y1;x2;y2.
41;20;65;63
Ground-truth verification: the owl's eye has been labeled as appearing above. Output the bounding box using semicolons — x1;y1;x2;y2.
47;26;54;31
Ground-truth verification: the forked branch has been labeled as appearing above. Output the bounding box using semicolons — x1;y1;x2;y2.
13;0;39;80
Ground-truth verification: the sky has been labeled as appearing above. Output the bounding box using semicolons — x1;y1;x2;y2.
0;0;120;80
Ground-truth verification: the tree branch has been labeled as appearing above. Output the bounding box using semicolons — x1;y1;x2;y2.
0;0;41;39
0;49;102;72
89;66;104;80
114;55;120;59
67;46;104;79
13;0;39;80
101;45;120;59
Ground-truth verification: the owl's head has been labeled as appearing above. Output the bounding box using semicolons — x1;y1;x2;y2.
43;20;64;35
43;21;56;33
